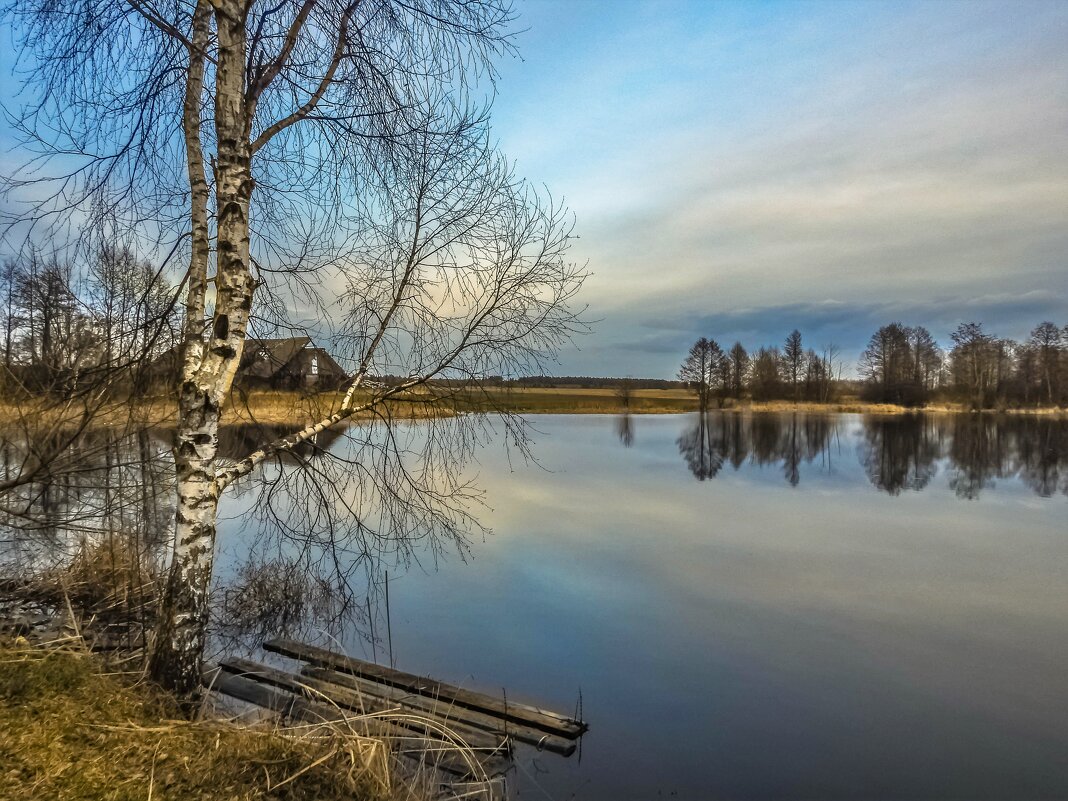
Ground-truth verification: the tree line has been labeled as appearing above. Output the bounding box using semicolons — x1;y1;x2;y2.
678;329;840;411
859;321;1067;409
0;246;178;396
680;320;1068;410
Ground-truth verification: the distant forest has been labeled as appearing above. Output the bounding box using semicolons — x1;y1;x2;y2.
680;322;1068;410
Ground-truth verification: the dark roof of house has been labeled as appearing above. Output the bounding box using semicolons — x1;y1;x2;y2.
148;336;348;382
241;337;313;379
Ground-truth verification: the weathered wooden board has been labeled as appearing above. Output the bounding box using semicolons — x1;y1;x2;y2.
219;657;508;756
301;665;576;757
263;637;587;740
204;666;509;779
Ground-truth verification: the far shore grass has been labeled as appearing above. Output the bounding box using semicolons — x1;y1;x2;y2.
0;387;1065;432
450;388;1066;416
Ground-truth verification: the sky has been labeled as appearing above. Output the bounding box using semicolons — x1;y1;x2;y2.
0;1;1064;379
487;0;1068;378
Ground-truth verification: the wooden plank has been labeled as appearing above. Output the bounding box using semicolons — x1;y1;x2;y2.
263;637;587;740
301;666;576;757
204;667;509;779
219;657;508;756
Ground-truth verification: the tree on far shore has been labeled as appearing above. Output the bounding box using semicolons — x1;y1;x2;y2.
783;330;804;402
679;337;723;413
728;342;749;399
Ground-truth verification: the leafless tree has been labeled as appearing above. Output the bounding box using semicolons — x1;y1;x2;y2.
818;343;842;402
679;337;723;413
1030;322;1063;406
949;322;998;411
749;346;783;401
727;342;749;400
859;323;941;407
782;329;804;402
3;1;586;695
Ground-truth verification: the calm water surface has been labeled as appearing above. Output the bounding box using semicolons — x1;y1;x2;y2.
216;413;1067;801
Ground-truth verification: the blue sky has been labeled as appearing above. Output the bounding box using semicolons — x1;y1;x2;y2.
489;0;1068;377
1;1;1064;379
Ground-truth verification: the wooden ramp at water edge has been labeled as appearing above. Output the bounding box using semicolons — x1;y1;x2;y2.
204;637;587;797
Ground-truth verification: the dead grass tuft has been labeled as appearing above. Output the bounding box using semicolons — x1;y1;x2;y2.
0;637;392;801
52;537;159;615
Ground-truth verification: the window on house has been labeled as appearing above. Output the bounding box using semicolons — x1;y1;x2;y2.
310;356;319;375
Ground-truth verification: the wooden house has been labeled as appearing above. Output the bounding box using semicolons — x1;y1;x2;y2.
238;337;348;390
147;337;348;391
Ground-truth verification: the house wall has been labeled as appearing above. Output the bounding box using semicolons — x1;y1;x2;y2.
276;348;346;390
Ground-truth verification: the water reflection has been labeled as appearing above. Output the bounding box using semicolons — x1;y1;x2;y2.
0;423;367;651
0;428;174;570
0;423;344;569
3;413;1066;799
217;423;345;463
214;555;354;654
860;414;942;494
676;412;836;485
667;412;1068;498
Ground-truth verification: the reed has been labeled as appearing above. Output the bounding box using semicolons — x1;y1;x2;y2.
0;636;500;801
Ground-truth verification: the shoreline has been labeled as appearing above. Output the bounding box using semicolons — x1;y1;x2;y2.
1;389;1065;432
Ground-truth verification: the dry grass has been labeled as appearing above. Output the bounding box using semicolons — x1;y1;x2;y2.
450;386;693;414
725;399;914;414
0;637;393;801
2;388;1063;432
220;389;448;426
52;537;159;617
2;538;159;630
2;547;503;801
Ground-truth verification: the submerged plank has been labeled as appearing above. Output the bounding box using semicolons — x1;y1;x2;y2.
205;666;509;779
219;657;509;756
263;637;587;740
301;665;576;757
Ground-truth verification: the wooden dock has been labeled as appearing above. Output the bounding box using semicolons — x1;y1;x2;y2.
204;638;587;782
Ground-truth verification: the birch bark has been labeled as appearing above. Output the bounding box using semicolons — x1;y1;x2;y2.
150;0;256;694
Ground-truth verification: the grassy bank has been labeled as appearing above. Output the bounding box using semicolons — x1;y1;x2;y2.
448;388;1068;416
1;387;1065;432
0;638;391;801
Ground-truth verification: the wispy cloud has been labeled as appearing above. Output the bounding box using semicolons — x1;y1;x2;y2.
495;1;1068;377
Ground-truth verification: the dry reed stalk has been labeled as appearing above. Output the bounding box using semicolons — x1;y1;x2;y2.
0;635;409;801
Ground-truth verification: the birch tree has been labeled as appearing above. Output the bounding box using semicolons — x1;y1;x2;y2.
3;0;586;695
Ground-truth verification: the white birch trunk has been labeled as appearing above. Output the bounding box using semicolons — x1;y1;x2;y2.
150;0;254;695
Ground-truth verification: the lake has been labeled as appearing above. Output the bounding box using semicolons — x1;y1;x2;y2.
214;412;1068;801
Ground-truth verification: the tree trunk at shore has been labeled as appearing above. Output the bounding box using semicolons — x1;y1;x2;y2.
149;0;254;695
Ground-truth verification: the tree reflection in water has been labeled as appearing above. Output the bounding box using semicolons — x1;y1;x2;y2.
676;412;836;486
3;413;1065;654
0;428;174;571
860;414;943;494
0;419;471;658
667;412;1068;498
